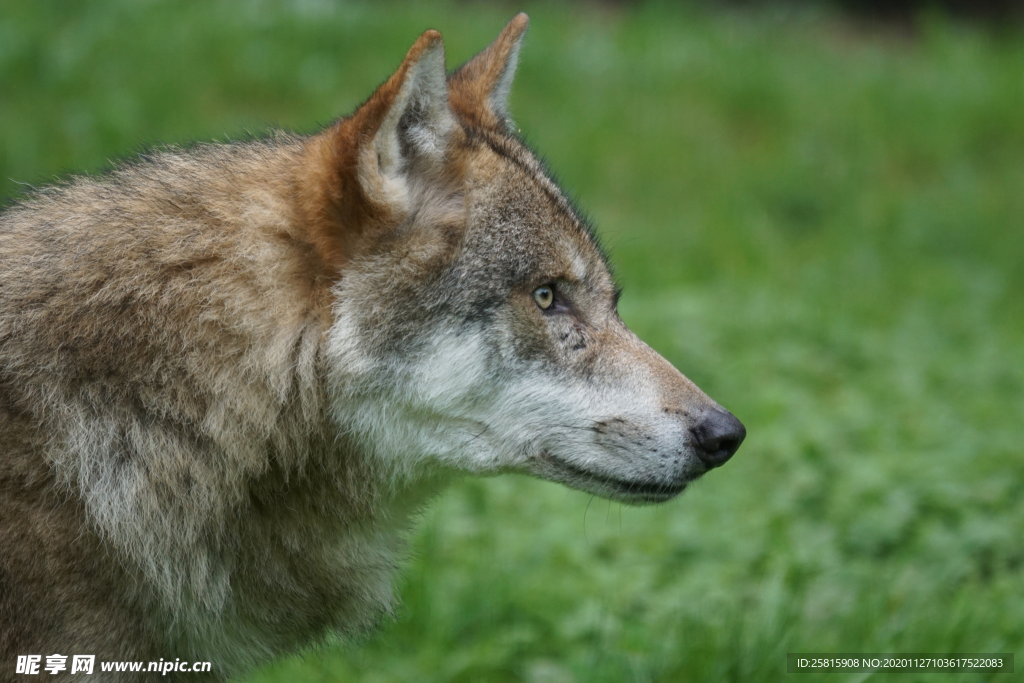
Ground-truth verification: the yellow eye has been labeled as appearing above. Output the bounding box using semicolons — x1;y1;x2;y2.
533;285;554;310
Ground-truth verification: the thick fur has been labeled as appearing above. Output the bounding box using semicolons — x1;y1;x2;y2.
0;15;740;681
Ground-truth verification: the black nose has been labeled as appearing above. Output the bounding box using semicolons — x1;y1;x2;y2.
692;408;746;468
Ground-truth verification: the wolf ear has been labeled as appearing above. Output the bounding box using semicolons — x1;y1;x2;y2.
314;29;454;231
449;13;529;131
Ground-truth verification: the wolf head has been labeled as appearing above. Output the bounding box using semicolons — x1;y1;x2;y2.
304;15;744;504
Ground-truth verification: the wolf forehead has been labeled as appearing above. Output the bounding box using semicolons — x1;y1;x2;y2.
444;130;615;299
351;127;618;365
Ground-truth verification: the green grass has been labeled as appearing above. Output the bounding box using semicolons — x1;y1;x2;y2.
3;1;1023;681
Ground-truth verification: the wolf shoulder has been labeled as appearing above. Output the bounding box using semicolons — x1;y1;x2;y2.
0;137;331;408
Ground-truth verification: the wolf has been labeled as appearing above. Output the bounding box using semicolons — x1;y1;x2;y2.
0;14;744;681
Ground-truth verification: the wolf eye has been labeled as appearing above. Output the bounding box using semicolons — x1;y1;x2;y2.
533;284;554;310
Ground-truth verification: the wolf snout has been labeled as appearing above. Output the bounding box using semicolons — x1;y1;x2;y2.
691;407;746;468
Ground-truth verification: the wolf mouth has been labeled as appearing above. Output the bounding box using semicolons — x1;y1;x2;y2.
540;453;688;500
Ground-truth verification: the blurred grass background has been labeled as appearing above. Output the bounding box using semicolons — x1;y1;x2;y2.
2;1;1023;681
